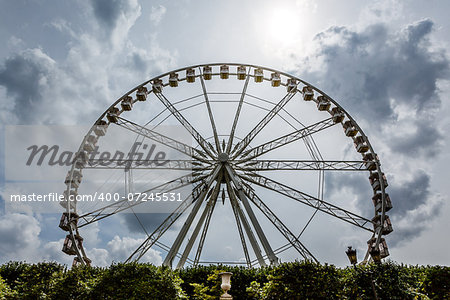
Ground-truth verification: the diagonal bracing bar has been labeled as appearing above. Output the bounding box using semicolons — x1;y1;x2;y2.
225;175;255;268
226;71;251;154
116;116;209;161
225;164;279;266
85;159;212;170
240;173;374;231
126;179;210;262
199;68;221;152
239;180;318;262
231;91;297;159
78;173;199;227
154;92;217;158
237;117;336;163
163;166;221;267
182;173;223;268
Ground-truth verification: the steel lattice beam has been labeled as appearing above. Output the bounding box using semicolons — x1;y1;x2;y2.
78;173;199;227
225;165;279;266
237;160;368;171
239;180;318;262
231;91;297;158
240;173;374;231
237;118;336;162
155;92;217;158
162;166;221;267
116;116;209;161
226;71;251;154
85;159;212;170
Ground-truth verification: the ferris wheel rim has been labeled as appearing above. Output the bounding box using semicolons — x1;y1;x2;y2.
61;63;391;267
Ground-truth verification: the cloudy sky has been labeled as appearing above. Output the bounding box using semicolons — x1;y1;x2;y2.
0;0;449;267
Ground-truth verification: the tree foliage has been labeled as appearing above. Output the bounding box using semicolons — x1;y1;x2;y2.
0;261;448;299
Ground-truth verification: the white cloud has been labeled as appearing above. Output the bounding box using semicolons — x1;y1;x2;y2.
0;213;41;262
150;5;167;26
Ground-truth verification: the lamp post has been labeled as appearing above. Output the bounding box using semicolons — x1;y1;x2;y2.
346;246;357;265
369;247;381;264
219;272;233;299
345;246;379;300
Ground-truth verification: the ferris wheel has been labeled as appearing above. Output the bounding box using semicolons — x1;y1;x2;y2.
59;63;393;268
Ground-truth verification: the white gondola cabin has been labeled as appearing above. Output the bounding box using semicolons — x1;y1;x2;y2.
60;190;77;209
186;68;195;83
136;86;148;101
363;152;377;171
121;96;133;111
83;135;97;152
367;237;389;259
65;170;82;188
330;107;344;123
106;107;119;123
354;135;369;153
237;65;246;80
372;214;393;235
73;256;91;267
220;65;229;79
62;234;83;255
343;120;358;137
287;78;297;93
271;72;281;87
254;68;263;83
302;86;314;100
372;193;393;213
59;212;79;231
369;172;388;192
317;95;331;111
152;79;163;93
203;66;212;80
74;151;88;169
169;73;179;87
93;120;107;136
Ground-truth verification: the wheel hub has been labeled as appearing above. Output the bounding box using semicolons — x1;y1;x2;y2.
218;152;229;163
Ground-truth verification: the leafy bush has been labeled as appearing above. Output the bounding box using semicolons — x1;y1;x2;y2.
88;262;185;299
0;261;448;299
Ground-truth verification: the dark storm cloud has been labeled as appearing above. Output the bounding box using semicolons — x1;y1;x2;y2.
389;120;443;158
303;19;448;122
0;49;53;123
301;19;448;247
388;170;430;218
91;0;123;29
326;169;440;247
122;213;173;234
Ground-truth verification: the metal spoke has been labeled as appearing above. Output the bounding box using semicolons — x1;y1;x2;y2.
188;174;223;267
127;168;219;262
225;175;266;267
199;68;221;152
85;159;213;170
126;186;204;262
154;92;217;158
237;160;368;171
225;165;279;265
240;173;374;231
237;118;336;162
116;116;209;161
225;174;254;268
239;180;318;262
231;91;297;159
226;70;251;154
77;173;199;227
162;166;221;267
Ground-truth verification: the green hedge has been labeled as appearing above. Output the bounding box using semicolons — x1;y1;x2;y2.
0;261;448;299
